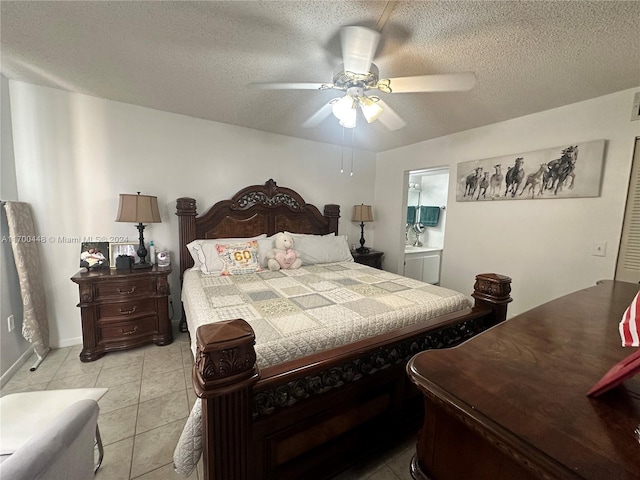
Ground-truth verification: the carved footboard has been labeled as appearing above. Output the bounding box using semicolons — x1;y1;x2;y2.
193;273;511;480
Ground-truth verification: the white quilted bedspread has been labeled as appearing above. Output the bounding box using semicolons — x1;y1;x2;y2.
174;262;472;475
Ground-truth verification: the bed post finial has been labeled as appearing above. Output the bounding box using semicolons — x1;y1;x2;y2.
194;319;258;480
472;273;512;325
265;178;278;196
176;197;197;275
324;204;340;234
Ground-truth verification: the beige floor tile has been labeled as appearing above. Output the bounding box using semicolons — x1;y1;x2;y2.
142;351;183;378
95;436;134;480
333;455;386;480
96;362;143;388
180;342;194;364
102;349;145;369
131;462;197;479
136;390;189;434
139;366;186;403
367;465;402;480
38;347;73;364
53;357;104;380
143;341;182;359
98;380;141;414
47;371;99;389
7;357;61;384
130;418;187;478
385;447;414;480
68;344;84;357
0;380;50;396
99;404;138;446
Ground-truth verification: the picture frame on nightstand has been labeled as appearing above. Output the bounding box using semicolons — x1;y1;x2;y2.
79;242;109;269
109;242;138;268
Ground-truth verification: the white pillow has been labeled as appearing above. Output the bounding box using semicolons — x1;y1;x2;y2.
186;234;266;272
285;232;354;265
257;236;275;267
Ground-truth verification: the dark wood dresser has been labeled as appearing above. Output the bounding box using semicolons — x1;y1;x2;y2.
71;266;172;362
407;280;640;480
351;249;384;269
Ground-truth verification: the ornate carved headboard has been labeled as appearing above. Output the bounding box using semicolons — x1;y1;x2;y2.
176;179;340;278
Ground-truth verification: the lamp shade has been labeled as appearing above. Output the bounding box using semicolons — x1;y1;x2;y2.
115;193;161;224
352;204;374;223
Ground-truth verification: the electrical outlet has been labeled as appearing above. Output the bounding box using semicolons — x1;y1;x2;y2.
592;242;607;257
7;315;15;332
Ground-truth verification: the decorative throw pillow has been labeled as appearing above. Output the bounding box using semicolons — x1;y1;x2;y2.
215;241;261;275
187;234;266;273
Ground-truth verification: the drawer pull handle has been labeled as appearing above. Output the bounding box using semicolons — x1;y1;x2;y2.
118;306;137;315
116;286;136;295
119;326;138;336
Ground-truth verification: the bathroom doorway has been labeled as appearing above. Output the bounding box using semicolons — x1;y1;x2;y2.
401;167;449;284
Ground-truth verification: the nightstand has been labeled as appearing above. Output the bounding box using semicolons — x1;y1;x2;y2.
71;266;172;362
351;249;384;269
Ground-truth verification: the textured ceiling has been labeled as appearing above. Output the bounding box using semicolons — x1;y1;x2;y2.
1;1;639;152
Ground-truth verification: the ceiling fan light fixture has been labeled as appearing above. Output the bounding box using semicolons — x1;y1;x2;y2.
359;96;384;123
332;95;355;120
338;107;357;128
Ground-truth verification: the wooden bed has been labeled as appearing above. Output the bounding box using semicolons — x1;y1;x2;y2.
176;179;512;480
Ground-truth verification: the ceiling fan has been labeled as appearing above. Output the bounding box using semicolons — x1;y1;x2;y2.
250;26;477;131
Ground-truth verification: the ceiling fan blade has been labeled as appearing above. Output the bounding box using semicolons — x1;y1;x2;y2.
387;72;477;93
375;99;406;131
249;82;328;90
302;101;334;128
341;26;380;75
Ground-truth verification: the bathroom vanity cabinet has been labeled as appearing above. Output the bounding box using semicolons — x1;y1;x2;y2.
404;247;441;285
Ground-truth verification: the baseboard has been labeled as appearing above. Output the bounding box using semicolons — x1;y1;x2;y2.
0;344;34;388
54;336;83;348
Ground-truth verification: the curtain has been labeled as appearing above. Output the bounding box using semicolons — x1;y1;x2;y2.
3;202;50;364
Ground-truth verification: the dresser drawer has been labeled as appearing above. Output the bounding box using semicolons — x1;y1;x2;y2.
95;279;154;300
98;298;156;320
98;316;157;342
71;266;172;362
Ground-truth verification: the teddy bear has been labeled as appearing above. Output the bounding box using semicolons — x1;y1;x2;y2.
267;232;302;271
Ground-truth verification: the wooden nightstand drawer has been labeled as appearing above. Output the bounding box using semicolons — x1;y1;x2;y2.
98;298;156;320
95;279;154;299
351;249;384;269
71;266;172;362
98;316;157;342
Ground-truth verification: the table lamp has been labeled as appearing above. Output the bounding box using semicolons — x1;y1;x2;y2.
115;192;161;269
352;204;374;253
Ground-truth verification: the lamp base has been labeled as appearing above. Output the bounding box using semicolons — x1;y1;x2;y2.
132;261;153;270
355;246;370;254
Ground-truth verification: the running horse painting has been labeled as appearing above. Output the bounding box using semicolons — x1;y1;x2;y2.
543;145;578;195
456;140;603;202
504;158;525;197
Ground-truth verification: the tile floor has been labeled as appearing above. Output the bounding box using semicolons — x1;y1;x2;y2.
1;324;415;480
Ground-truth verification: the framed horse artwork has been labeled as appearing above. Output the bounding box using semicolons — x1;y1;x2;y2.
455;139;606;201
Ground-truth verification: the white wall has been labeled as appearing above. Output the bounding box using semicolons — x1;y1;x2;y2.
376;88;640;317
418;171;448;249
1;75;31;378
9;80;377;348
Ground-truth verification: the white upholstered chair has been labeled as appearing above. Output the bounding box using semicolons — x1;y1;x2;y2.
0;388;108;478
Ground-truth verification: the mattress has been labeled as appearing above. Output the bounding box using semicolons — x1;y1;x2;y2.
182;261;473;368
174;262;473;475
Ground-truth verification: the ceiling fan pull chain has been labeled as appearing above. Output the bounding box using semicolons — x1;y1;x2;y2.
350;128;355;177
340;127;345;174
